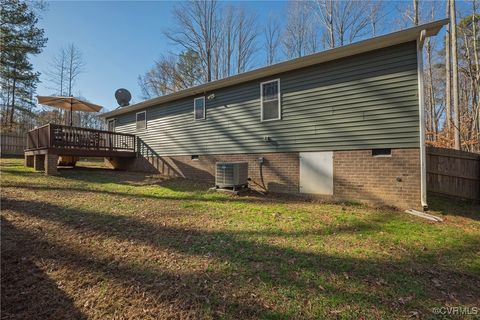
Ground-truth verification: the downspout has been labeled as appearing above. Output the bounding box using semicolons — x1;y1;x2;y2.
417;30;428;210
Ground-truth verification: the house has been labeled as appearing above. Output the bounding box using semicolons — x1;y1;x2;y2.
101;19;448;210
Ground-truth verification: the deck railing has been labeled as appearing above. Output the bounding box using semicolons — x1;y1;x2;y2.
26;123;136;153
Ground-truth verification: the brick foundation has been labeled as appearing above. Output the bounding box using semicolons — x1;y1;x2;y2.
105;152;299;193
27;152;59;175
333;149;421;210
45;154;58;175
106;148;421;209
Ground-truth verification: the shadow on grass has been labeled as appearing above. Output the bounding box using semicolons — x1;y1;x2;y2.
1;219;87;320
1;159;403;210
1;177;326;207
428;193;480;221
1;216;274;319
3;197;480;318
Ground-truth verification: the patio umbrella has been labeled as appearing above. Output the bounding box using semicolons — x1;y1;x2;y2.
37;96;102;126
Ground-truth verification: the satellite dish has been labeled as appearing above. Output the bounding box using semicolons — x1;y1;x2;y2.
115;88;131;107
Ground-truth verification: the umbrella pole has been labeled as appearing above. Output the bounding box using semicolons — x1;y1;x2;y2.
70;102;73;126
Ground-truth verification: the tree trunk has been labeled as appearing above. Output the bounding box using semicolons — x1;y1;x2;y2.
206;50;212;82
472;0;480;145
60;57;64;96
328;0;335;48
427;39;437;138
473;0;479;78
3;78;11;126
413;0;419;26
445;3;452;136
450;0;461;150
9;77;16;127
68;50;73;96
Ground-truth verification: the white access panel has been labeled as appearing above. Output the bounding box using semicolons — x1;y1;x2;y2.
299;152;333;195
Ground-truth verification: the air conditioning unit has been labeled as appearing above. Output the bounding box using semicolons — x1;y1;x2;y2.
215;162;248;190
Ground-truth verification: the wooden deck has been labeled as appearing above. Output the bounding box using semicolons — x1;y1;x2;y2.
25;123;136;157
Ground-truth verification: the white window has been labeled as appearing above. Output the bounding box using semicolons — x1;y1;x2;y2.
261;79;281;121
194;97;205;120
107;119;115;132
136;111;146;130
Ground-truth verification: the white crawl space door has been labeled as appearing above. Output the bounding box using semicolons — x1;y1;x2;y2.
299;152;333;195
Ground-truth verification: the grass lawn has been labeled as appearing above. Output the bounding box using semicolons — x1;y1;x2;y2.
1;157;479;319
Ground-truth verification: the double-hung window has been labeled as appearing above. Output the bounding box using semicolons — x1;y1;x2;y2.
136;111;146;130
194;97;205;120
261;79;281;121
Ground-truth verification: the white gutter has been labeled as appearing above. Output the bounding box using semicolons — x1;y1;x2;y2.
417;30;428;210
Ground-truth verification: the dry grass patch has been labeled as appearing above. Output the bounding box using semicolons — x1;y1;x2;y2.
1;157;479;319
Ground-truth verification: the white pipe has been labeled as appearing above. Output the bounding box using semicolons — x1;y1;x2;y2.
417;30;428;210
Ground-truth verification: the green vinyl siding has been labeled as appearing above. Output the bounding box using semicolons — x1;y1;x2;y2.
111;42;419;156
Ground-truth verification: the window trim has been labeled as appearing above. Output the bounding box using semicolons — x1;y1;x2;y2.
260;78;281;122
194;96;206;120
107;119;116;132
136;111;147;130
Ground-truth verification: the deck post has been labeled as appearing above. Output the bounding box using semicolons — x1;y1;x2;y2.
35;128;40;149
33;154;45;171
48;124;53;148
44;153;58;175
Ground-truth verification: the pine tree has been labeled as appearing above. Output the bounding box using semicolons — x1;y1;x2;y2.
0;0;47;130
176;49;202;89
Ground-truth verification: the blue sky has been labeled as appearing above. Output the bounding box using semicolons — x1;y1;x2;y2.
31;1;287;112
31;0;464;113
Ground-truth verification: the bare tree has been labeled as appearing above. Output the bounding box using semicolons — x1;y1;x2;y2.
165;0;220;83
395;0;429;28
425;4;438;140
264;15;281;65
413;0;419;26
283;1;317;58
334;1;371;46
64;44;84;97
221;5;237;77
314;0;375;48
44;44;84;125
469;0;479;142
45;48;67;96
445;2;452;134
236;7;258;74
46;44;84;97
314;0;335;48
450;0;461;149
473;0;479;81
138;55;179;99
474;0;480;139
455;5;480;151
138;50;202;99
212;33;222;81
369;1;385;37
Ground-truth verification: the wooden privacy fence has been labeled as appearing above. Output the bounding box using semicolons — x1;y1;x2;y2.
1;134;27;156
427;147;480;201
